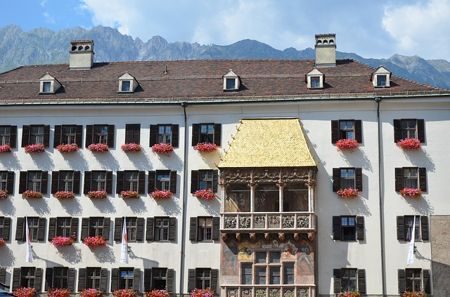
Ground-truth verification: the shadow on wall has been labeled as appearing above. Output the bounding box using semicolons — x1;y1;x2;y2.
156;196;181;216
0;197;16;215
29;152;55;171
403;195;434;215
93;245;116;263
91;197;116;214
123;196;148;214
156;150;184;171
0;246;15;266
26;197;51;215
0;152;21;170
55;245;82;264
125;151;152;171
340;148;373;171
199;196;221;216
402;149;436;172
92;152;120;171
63;152;89;171
432;261;450;297
59;197;83;215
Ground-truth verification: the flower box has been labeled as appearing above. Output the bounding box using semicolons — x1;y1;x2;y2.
0;238;5;247
0;190;8;200
194;189;215;200
151;190;173;200
48;289;71;297
146;290;169;297
121;143;142;152
25;143;45;154
113;289;137;297
337;292;360;297
337;188;359;198
121;190;139;199
152;143;174;154
13;287;36;297
83;236;106;248
397;138;421;150
51;236;74;247
57;143;79;153
0;144;11;153
401;292;426;297
54;191;75;200
194;143;217;153
88;143;109;152
190;289;214;297
88;191;107;199
22;190;43;199
400;187;422;198
336;139;359;150
81;289;103;297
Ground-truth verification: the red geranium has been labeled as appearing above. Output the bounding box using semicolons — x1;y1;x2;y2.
194;143;217;152
57;143;79;153
13;287;36;297
146;290;169;297
0;144;11;153
88;143;109;152
400;188;422;198
83;236;106;247
337;188;359;198
152;143;174;154
151;190;173;200
401;292;426;297
338;292;360;297
190;289;214;297
194;189;215;200
336;139;359;150
113;289;137;297
51;236;74;247
25;143;45;153
54;191;75;200
81;289;103;297
88;191;107;199
121;143;141;152
121;190;139;199
0;238;5;247
48;288;71;297
397;138;421;150
22;190;43;199
0;190;8;199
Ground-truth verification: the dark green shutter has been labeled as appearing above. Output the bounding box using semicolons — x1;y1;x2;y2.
85;125;93;147
210;269;218;293
397;216;405;241
332;216;341;240
189;217;197;242
148;171;156;193
7;171;14;194
114;217;123;242
169;217;177;241
146;218;155;241
213;124;221;146
192;124;200;146
423;269;431;294
419;168;427;192
138;171;146;194
107;125;115;148
166;269;175;293
37;218;46;242
355;168;362;191
19;171;27;193
41;171;48;194
16;217;25;241
331;120;339;143
357;269;366;294
133;269;141;291
212;217;220;241
68;268;76;292
187;269;196;293
73;171;81;195
111;268;119;291
9;126;17;148
35;268;43;292
333;269;342;293
102;218;110;241
354;120;362;143
12;268;21;290
22;125;30;147
421;216;429;241
43;125;50;147
0;268;6;287
2;217;11;241
171;125;179;147
417;119;425;143
54;125;62;147
398;269;406;293
212;170;218;193
45;268;53;291
144;269;152;292
356;216;365;240
149;125;158;147
84;172;92;194
116;171;124;194
394;120;401;142
76;125;83;148
136;218;145;242
100;269;108;292
52;171;60;194
395;168;404;192
48;218;57;241
78;268;87;291
81;218;89;240
170;171;177;194
106;171;113;194
332;168;340;192
71;218;79;240
191;171;199;193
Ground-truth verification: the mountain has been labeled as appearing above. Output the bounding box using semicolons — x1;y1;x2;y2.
0;25;449;89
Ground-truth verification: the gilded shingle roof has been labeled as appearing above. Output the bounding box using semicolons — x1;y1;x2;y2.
218;119;316;168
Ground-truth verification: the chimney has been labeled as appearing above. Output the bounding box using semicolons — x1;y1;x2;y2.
69;40;94;69
315;33;336;67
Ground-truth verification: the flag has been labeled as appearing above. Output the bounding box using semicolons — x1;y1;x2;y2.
406;217;416;265
120;217;128;263
25;218;33;263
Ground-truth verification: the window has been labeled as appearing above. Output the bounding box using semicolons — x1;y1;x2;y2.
52;171;81;194
50;267;68;288
16;217;46;242
78;268;107;292
89;217;106;237
121;80;131;92
148;170;177;194
22;125;49;147
376;75;387;87
125;124;140;144
241;263;252;285
28;171;42;192
192;123;221;146
20;171;48;194
240;251;293;285
42;81;52;93
306;68;324;89
12;267;43;291
39;73;60;94
146;217;176;242
150;124;179;147
191;170;218;193
226;78;237;90
158;125;172;144
310;76;321;88
372;66;391;88
87;268;102;289
223;70;240;91
255;184;279;212
0;125;16;147
334;268;366;294
225;184;251;212
283;263;294;285
57;217;73;237
151;268;167;290
394;119;425;143
0;171;14;194
156;171;171;191
119;268;134;289
395;167;427;192
398;269;431;294
84;171;112;193
53;125;82;147
19;267;38;288
125;171;139;191
118;73;137;93
331;120;362;143
196;269;211;289
48;217;79;241
116;171;145;195
114;217;145;243
189;217;219;242
332;216;365;241
81;217;110;241
144;268;175;292
283;183;308;212
126;218;138;242
31;126;45;145
396;216;429;241
93;172;106;191
155;217;170;241
86;125;114;148
333;168;362;191
198;217;213;241
0;217;11;241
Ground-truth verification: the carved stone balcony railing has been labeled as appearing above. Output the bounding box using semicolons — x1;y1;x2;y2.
221;212;316;232
223;285;315;297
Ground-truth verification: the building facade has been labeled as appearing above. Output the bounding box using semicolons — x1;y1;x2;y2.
0;34;449;297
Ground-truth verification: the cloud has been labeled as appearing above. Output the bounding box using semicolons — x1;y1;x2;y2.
382;0;450;59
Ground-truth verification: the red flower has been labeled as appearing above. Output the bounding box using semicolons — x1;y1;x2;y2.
401;291;426;297
190;289;214;297
113;289;137;297
121;143;142;152
54;191;75;200
121;190;139;199
25;143;45;153
0;238;5;247
57;143;79;153
51;236;74;247
81;289;103;297
194;143;217;152
146;290;169;297
88;191;107;199
0;190;8;200
337;292;360;297
152;143;174;154
0;144;11;153
397;138;421;150
88;143;109;152
48;289;71;297
83;236;106;248
337;188;359;198
194;189;215;200
151;190;173;200
336;139;359;150
13;288;36;297
400;187;422;198
22;190;43;199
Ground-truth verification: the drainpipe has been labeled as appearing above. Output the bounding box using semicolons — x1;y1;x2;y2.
375;97;387;296
179;102;189;296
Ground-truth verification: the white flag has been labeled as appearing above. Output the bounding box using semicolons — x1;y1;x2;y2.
407;217;416;265
120;217;129;263
25;218;33;263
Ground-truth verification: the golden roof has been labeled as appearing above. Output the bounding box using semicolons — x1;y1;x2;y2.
218;119;316;168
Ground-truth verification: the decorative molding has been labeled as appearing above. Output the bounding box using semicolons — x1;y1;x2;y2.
221;167;316;186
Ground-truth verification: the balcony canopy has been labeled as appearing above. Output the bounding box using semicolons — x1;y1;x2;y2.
218;119;316;168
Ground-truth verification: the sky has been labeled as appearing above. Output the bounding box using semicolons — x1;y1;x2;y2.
1;0;450;60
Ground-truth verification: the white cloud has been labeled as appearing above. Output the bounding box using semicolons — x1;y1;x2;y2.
382;0;450;59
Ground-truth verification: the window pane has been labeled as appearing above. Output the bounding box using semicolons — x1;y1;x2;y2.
269;252;281;263
226;78;236;90
283;184;308;211
255;267;266;285
255;184;279;212
225;184;250;212
269;267;281;284
283;263;294;284
255;252;266;264
121;80;131;92
241;264;252;285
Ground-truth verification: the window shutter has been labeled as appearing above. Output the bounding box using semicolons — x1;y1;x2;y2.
214;124;221;146
192;124;200;146
354;120;362;143
356;216;365;240
189;217;198;241
333;269;342;293
2;217;11;241
19;171;27;194
417;119;425;143
16;217;25;241
133;269;141;291
37;218;46;242
78;268;87;291
169;217;177;241
148;171;156;193
332;168;340;192
68;268;76;292
210;269;219;293
144;269;152;292
212;170;219;193
0;268;6;287
136;218;145;242
7;171;14;194
85;125;93;147
419;168;427;192
146;218;155;241
397;216;405;241
45;268;54;291
35;268;43;292
106;171;113;194
84;172;92;194
358;269;366;294
81;218;89;240
149;125;158;147
107;125;115;148
138;171;146;195
41;171;48;194
54;125;62;147
12;268;21;290
395;168;404;192
191;171;199;193
71;218;79;240
423;269;431;294
114;217;123;242
22;125;30;147
73;171;81;195
100;269;109;293
421;216;429;241
170;171;177;194
125;124;140;144
355;168;363;191
212;217;220;241
331;120;339;143
116;171;124;194
76;125;83;148
394;119;401;142
172;125;179;147
102;218;110;241
187;269;196;293
48;217;57;241
398;269;406;293
166;269;175;293
332;216;341;240
43;125;50;147
52;171;60;194
10;126;17;148
111;268;119;291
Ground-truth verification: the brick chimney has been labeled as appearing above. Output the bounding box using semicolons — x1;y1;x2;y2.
315;34;336;67
69;40;94;69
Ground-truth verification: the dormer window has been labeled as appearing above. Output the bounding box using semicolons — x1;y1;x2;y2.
118;73;137;93
42;81;52;93
223;70;240;91
121;80;131;92
372;66;391;88
306;68;324;89
39;73;60;94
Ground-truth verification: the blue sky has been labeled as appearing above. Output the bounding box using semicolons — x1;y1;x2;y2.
1;0;450;60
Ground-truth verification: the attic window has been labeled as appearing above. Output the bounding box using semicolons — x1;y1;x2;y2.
42;81;52;93
372;66;391;88
118;73;137;93
223;70;240;91
310;76;321;88
120;80;132;92
306;68;324;89
39;73;60;94
376;75;387;87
